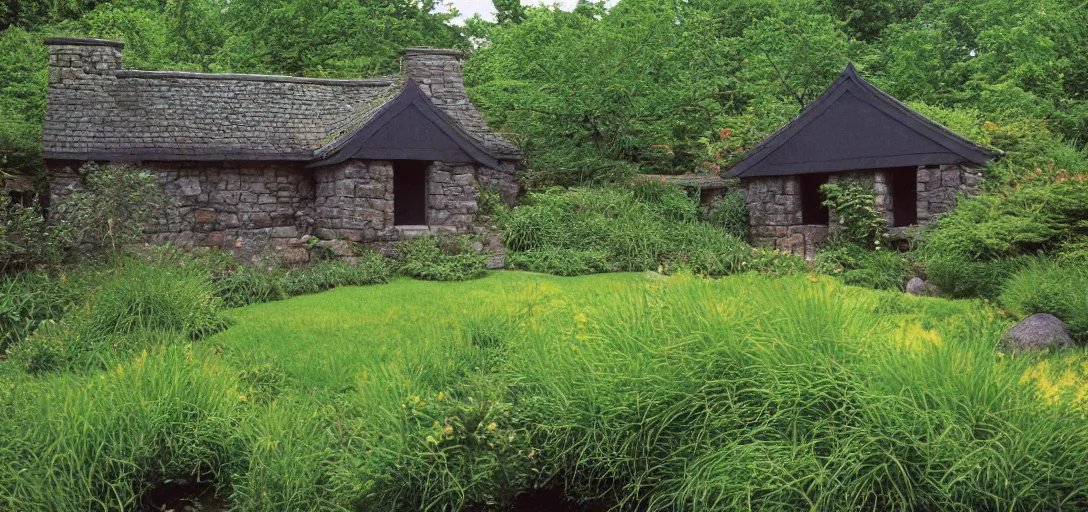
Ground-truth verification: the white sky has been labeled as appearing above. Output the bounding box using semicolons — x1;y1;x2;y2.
439;0;580;23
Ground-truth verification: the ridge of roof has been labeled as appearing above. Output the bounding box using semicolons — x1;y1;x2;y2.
726;63;1001;179
114;69;395;87
403;47;464;57
44;37;124;48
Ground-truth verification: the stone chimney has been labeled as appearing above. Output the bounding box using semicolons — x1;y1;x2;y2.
402;48;466;105
44;37;123;86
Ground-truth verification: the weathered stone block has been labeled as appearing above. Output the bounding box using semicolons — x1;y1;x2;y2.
194;209;217;224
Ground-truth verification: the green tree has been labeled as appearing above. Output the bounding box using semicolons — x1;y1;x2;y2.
493;0;526;24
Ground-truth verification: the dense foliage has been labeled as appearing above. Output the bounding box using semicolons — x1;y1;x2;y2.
3;0;1085;188
501;184;805;277
464;0;1088;185
918;176;1088;298
1000;260;1088;343
5;271;1088;510
395;235;489;282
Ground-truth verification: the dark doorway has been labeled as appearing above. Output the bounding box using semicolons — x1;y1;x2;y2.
799;173;830;225
393;160;429;226
888;167;918;227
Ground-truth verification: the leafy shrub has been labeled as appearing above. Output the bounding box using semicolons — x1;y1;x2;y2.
214;264;287;308
0;194;74;273
507;249;613;276
1058;238;1088;263
502;187;802;276
0;268;93;352
925;254;1036;300
706;188;749;240
820;180;887;248
814;242;867;276
475;185;506;218
396;236;487;282
921;180;1088;262
281;254;393;295
53;163;162;257
816;242;909;291
1000;260;1088;343
629;178;698;222
917;179;1088;298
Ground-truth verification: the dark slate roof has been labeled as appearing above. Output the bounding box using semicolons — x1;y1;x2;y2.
43;41;519;166
312;81;499;168
726;64;1001;179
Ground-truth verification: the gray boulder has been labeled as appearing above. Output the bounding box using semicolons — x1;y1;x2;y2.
1000;313;1074;352
315;239;354;258
905;277;940;297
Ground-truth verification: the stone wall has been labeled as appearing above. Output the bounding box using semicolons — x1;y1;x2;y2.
428;163;479;232
476;161;519;204
917;164;984;224
46;158;510;263
744;164;983;260
150;163;315;263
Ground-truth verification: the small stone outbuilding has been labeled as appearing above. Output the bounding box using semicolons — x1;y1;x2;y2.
42;37;521;262
726;64;1001;259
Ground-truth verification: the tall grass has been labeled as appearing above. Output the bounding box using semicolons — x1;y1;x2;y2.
3;272;1088;510
0;345;243;511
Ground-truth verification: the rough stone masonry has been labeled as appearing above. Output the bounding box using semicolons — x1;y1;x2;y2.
42;38;522;264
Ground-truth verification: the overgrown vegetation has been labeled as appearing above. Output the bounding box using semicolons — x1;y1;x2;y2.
1;162;160;273
4;272;1088;510
812;179;910;292
502;185;804;277
3;0;1088;509
395;236;488;282
705;188;749;240
1000;260;1088;343
918;177;1088;298
820;180;888;248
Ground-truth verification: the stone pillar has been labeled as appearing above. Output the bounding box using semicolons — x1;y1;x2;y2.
873;170;894;227
427;162;478;233
313;160;395;242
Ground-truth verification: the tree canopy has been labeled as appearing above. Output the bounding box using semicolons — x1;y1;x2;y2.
1;0;1086;189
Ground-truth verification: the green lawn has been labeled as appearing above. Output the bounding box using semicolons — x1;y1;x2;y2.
212;272;640;390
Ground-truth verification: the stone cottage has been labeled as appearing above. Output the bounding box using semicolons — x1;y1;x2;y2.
42;37;521;262
726;64;1000;259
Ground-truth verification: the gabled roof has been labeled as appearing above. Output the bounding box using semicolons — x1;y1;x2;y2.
311;80;499;168
727;64;1001;179
42;39;520;166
